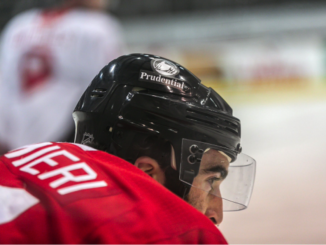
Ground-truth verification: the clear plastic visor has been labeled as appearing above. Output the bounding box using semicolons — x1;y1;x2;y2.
179;139;256;211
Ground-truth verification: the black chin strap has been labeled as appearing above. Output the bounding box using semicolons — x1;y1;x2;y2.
182;185;190;200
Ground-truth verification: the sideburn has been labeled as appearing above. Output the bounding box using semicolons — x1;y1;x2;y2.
164;166;189;198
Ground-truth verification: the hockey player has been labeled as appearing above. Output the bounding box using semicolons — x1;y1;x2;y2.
0;0;125;154
0;54;256;243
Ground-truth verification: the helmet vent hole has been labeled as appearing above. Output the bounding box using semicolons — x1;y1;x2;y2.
225;127;239;135
92;88;107;93
186;115;216;127
91;94;103;98
91;88;107;98
186;109;240;135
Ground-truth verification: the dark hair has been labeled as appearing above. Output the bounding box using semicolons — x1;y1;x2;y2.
132;135;171;169
131;135;186;197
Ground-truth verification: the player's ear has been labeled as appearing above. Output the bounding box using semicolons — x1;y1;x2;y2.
134;156;165;185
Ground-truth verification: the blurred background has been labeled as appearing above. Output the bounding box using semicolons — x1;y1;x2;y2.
0;0;326;243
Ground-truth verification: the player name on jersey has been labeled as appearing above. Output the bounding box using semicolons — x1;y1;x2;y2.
4;142;107;195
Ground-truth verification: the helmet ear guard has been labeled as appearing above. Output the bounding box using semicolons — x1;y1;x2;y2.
73;54;255;209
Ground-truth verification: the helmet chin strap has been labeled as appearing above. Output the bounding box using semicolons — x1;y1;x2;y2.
170;144;191;200
171;144;190;199
182;185;190;200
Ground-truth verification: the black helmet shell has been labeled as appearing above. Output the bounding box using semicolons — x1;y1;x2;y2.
73;53;241;173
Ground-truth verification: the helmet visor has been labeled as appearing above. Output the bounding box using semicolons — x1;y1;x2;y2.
179;139;256;211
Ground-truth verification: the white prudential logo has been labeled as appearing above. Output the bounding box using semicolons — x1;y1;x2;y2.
151;59;180;76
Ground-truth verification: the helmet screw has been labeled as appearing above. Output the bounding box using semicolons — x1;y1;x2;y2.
189;144;199;154
183;84;190;92
187;155;197;164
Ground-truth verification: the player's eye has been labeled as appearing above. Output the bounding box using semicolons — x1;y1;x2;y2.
207;177;221;188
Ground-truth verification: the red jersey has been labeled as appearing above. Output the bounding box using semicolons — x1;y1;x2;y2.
0;142;227;244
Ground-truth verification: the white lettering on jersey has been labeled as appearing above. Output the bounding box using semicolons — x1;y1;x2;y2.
20;150;79;175
12;146;61;167
4;143;108;195
5;142;53;159
0;185;39;224
39;162;97;188
70;143;97;152
57;181;108;195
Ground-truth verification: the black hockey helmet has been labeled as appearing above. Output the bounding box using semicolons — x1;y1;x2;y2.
73;53;255;211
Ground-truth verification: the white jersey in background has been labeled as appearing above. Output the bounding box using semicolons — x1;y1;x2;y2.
0;8;125;150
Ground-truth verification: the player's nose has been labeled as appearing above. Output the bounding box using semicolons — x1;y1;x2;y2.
205;194;223;226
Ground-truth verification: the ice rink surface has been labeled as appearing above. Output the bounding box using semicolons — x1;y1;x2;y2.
220;99;326;243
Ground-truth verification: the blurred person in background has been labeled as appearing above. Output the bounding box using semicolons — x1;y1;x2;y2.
0;0;125;154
